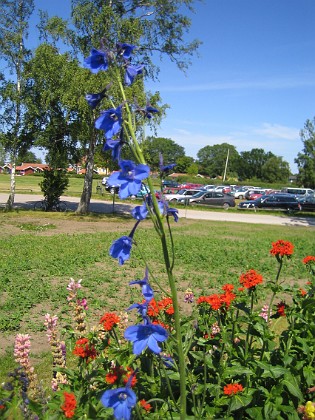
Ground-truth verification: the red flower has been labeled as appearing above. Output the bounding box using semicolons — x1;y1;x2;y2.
105;366;137;387
99;312;120;331
270;240;294;258
158;297;174;315
239;269;263;289
300;288;307;296
123;367;137;387
0;404;5;409
61;392;77;418
303;256;315;264
223;383;244;395
222;284;234;293
72;338;97;360
146;298;160;317
139;399;152;412
276;301;286;317
105;366;123;384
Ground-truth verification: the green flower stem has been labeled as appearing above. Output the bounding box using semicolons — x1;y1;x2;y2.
118;78;187;418
260;258;283;361
244;290;255;362
267;258;283;322
159;358;178;409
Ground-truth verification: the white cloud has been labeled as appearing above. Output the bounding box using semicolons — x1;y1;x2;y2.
252;123;299;140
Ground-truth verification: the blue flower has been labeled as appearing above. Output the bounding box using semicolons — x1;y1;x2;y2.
109;236;133;265
131;202;148;220
124;63;144;86
158;200;179;222
116;43;135;59
167;207;179;223
127;302;148;319
84;48;108;73
124;323;168;355
109;221;140;265
144;103;159;119
129;267;154;302
85;83;112;109
159;153;176;173
86;92;103;109
103;138;123;161
95;106;123;140
101;386;136;420
107;160;150;199
134;101;159;119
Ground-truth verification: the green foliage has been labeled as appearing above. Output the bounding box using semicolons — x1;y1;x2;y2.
142;136;186;171
261;156;291;183
295;118;315;188
238;148;276;180
197;143;239;178
39;169;69;209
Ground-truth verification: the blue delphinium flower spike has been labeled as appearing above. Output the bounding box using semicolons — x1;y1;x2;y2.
127;302;148;320
116;42;135;59
134;100;159;119
124;323;168;355
107;160;150;199
95;106;123;140
144;103;159;119
129;267;154;302
85;83;112;109
101;386;136;420
124;63;144;86
84;48;109;73
159;152;176;173
109;221;140;265
103;139;122;161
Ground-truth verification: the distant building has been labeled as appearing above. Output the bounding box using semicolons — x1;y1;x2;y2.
0;163;49;175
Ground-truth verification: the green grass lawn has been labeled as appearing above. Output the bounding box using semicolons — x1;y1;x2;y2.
0;177;314;386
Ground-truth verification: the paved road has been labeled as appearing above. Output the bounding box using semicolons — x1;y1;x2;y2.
1;193;315;227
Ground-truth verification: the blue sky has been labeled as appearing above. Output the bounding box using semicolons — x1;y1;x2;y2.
26;1;315;172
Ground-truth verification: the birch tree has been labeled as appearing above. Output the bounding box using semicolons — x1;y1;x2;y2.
0;0;34;210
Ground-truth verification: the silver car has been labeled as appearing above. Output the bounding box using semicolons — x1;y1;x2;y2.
179;191;235;209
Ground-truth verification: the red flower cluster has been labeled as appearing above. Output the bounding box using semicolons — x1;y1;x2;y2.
223;383;244;395
276;301;286;317
72;338;97;360
105;366;137;387
139;399;152;412
303;255;315;265
61;392;77;418
239;269;263;289
99;312;120;331
147;298;174;317
158;297;174;315
197;284;236;310
270;240;294;258
300;288;307;296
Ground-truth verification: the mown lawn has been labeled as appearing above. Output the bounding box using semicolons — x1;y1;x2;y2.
0;206;314;385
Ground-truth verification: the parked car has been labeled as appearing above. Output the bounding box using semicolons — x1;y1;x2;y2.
238;194;301;212
178;191;235;209
102;177;119;194
179;183;204;189
162;187;180;194
232;187;249;199
244;188;268;200
164;188;205;202
162;180;179;188
298;195;315;212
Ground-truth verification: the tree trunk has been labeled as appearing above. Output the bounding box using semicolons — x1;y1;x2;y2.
75;132;96;215
6;156;16;211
